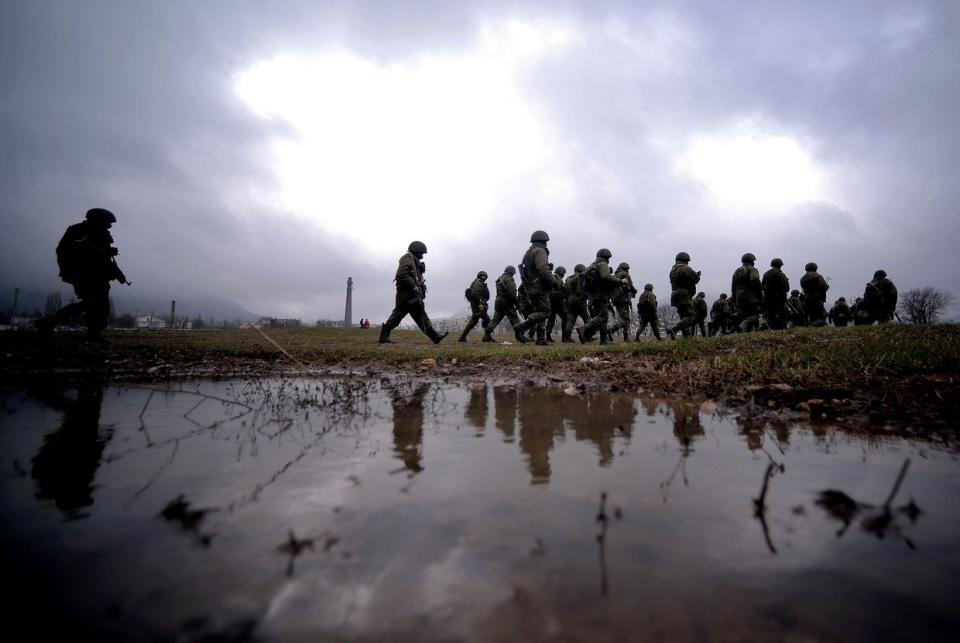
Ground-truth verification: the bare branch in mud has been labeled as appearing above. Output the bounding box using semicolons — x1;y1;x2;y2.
753;463;778;555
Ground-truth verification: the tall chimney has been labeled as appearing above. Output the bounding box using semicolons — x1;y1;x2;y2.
344;277;353;328
170;300;176;329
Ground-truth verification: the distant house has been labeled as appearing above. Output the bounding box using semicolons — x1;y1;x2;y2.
136;315;168;330
10;316;40;330
259;317;301;328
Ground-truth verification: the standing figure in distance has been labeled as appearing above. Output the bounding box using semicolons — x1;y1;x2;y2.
483;266;522;342
545;265;567;343
458;271;490;342
634;283;662;341
762;258;790;330
829;297;852;327
609;262;638;342
693;292;708;337
562;264;591;343
709;293;730;336
800;262;829;327
730;252;763;332
863;270;898;324
36;208;130;341
786;289;806;327
379;241;448;344
667;251;701;339
515;230;554;345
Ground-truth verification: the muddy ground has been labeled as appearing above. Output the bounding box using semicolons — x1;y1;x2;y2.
2;325;958;434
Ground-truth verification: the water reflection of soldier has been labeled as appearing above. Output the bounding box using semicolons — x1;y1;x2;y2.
380;241;448;344
568;395;636;466
35;208;130;340
517;388;564;485
465;384;488;431
670;401;705;452
31;381;110;517
457;271;491;342
493;386;518;442
390;383;431;473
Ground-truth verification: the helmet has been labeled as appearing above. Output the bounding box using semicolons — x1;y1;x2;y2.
644;283;653;291
596;248;612;259
530;230;550;243
696;292;705;298
547;263;554;270
838;297;846;303
86;208;116;225
617;262;629;271
408;241;427;255
675;251;690;262
504;265;516;275
770;257;783;268
791;289;800;296
719;293;728;299
874;269;887;279
555;266;566;276
574;264;586;273
805;262;818;272
741;253;756;264
477;271;488;280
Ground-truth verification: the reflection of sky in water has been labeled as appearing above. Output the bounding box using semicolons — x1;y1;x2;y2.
1;379;958;641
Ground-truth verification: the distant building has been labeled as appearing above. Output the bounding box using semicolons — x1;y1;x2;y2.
259;317;301;328
136;315;168;329
10;316;40;330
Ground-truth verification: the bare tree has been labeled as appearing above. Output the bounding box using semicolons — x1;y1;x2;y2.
657;303;679;331
897;288;954;325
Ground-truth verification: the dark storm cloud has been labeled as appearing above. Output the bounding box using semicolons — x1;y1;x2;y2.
2;0;958;322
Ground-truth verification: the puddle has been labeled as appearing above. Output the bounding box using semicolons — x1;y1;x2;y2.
1;378;958;641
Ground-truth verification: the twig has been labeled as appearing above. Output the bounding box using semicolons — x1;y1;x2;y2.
883;458;911;510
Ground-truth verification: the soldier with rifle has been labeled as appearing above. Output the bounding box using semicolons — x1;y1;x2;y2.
545;265;567;342
36;208;131;341
562;264;591;343
609;262;638;342
634;283;662;341
457;271;491;342
379;241;448;344
483;266;523;342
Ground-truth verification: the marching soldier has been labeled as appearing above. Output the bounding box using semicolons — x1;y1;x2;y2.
379;241;448;344
800;262;829;327
829;297;852;327
562;264;591;343
667;251;701;339
514;231;554;345
483;266;522;342
762;258;790;330
457;271;490;342
693;292;708;337
709;293;730;336
730;252;762;332
863;269;898;324
634;284;662;340
609;262;637;342
577;249;626;344
546;265;567;342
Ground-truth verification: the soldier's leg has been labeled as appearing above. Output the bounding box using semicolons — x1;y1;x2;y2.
649;316;662;340
697;320;707;337
76;281;110;339
409;302;448;343
459;312;479;341
380;299;411;342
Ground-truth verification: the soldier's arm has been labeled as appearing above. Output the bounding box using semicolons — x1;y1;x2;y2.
395;255;419;292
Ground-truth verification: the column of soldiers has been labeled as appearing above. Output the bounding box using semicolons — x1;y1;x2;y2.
443;234;900;344
35;213;900;344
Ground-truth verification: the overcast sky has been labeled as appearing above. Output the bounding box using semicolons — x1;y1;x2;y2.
2;0;958;322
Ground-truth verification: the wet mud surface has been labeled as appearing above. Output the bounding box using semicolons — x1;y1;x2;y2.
2;377;959;641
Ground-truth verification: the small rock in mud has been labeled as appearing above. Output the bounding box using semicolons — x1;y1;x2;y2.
563;386;580;396
419;358;437;368
579;357;601;364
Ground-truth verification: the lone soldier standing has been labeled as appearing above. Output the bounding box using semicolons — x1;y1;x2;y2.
562;264;591;343
546;265;567;342
515;230;554;345
668;251;701;339
693;292;708;337
610;262;637;342
730;252;762;332
709;293;730;336
483;266;522;342
829;297;853;327
863;269;898;324
634;283;662;340
379;241;449;344
762;258;790;330
457;271;491;342
800;262;829;327
36;208;130;340
577;248;626;344
851;297;870;326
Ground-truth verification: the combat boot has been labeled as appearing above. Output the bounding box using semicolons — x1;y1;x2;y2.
535;328;548;346
482;326;495;342
666;326;677;340
562;329;574;343
457;332;468;342
378;328;392;343
430;330;449;344
513;319;532;343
